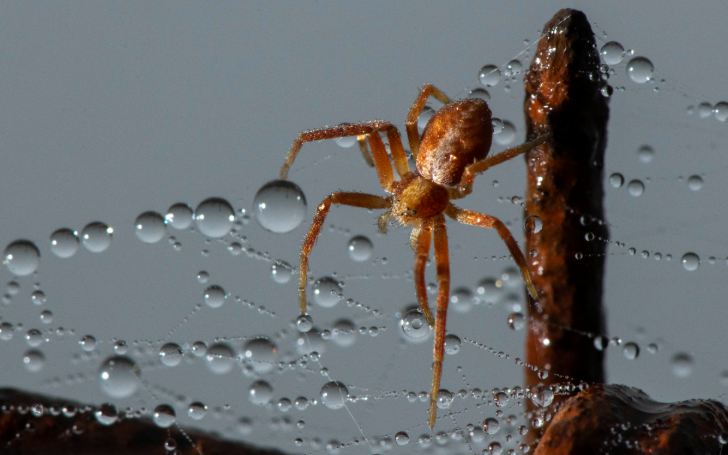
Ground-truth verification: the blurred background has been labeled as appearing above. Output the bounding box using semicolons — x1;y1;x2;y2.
1;2;727;453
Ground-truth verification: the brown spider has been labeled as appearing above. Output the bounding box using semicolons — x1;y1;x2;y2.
279;84;548;428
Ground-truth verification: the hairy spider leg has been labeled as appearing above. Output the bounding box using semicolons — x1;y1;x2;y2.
298;192;391;315
455;134;550;197
413;218;435;327
405;84;452;159
428;214;450;429
279;121;411;185
445;203;538;299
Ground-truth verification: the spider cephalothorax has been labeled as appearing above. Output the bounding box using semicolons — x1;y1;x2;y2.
279;84;548;428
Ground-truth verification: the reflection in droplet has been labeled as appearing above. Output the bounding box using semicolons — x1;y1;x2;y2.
524;215;542;234
188;402;207;421
507;313;525;331
401;309;432;340
253;180;307;234
159;343;183;367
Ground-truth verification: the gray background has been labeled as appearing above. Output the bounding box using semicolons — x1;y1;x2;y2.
1;2;727;453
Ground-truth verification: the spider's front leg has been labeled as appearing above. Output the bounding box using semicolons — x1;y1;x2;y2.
298;192;391;315
428;214;450;429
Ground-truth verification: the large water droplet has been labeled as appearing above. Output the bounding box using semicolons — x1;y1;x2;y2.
49;229;79;258
681;253;700;271
296;314;314;333
79;335;97;352
395;432;409;445
504;59;523;76
450;287;475;313
637;145;654;163
493;120;516;146
249;380;274;405
312;277;342;308
194;198;234;238
488;441;503;455
484;417;500;435
22;349;45;372
204;285;227;309
243;337;277;374
400;309;432;340
600;41;625;65
478;64;501;87
320;381;349;409
95;403;118;426
81;222;113;253
524;215;542;234
347;236;373;262
26;329;43;347
436;389;454;409
687;175;703;191
671;353;694;378
159;343;183;367
530;385;554;407
609;173;624;188
622;342;640;360
205;343;234;374
187;402;207;421
98;356;140;398
4;240;40;276
627;180;644;197
626;57;654;83
134;211;166;244
713;101;728;122
153;404;176;428
0;322;13;341
270;261;293;284
468;88;490;101
253;180;307;234
444;334;461;355
332;319;356;348
165;203;194;230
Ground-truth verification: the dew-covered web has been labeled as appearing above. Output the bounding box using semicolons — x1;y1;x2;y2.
1;4;728;455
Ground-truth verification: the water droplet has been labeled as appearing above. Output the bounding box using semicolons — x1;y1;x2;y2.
444;334;461;355
49;228;79;258
26;329;43;347
39;310;53;324
253;180;307;234
31;290;46;306
98;356;140;398
478;64;501;86
538;369;549;380
165;438;177;452
312;277;342;308
295;396;309;410
205;343;234;374
204;285;227;308
647;343;659;354
247;380;274;405
493;120;516;146
720;431;728;445
593;336;608;351
687;175;703;191
681;253;700;271
494;392;509;407
4;240;40;276
320;381;349;409
159;343;183;367
22;349;45;372
530;385;554;407
600;41;624;64
395;432;409;445
450;288;475;313
468;88;491;101
165;203;194;230
277;398;292;412
187;402;207;421
191;341;207;357
637;145;654;163
95;403;118;426
436;389;453;409
698;102;714;118
622;342;639;360
401;309;432;340
477;277;503;304
488;441;503;455
713;101;728;121
194;198;234;238
237;418;253;435
524;215;542;234
332;319;356;347
81;222;113;253
483;417;500;435
507;313;525;330
608;173;624;188
296;314;314;333
626;57;654;83
243;337;277;374
0;322;13;341
627;180;644;197
134;211;166;244
271;261;293;284
153;404;176;428
79;335;97;352
113;340;128;355
671;353;693;378
334;125;357;148
347;236;373;262
600;85;613;98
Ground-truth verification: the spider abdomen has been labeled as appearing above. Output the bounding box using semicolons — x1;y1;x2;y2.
416;98;493;186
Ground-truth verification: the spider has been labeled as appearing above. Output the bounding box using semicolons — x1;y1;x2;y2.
279;84;548;428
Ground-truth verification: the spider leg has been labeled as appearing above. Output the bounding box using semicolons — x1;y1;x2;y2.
298;192;391;315
405;84;452;159
454;134;550;198
428;214;450;429
357;135;375;167
445;203;538;299
280;121;411;187
413;218;435;327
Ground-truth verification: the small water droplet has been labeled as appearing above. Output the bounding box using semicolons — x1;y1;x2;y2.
134;211;166;244
483;417;500;435
95;403;118;426
296;314;314;333
626;57;654;83
39;310;53;324
627;180;644;197
671;353;693;378
187;402;207;421
81;222;113;253
698;102;713;118
253;180;307;234
468;88;491;101
436;389;454;409
493;120;516;146
113;340;128;355
488;441;502;455
249;380;274;405
478;64;501;87
687;175;703;191
49;229;79;258
204;285;227;308
609;173;624;188
159;343;183;367
312;277;342;308
153;404;176;428
622;342;639;360
713;101;728;122
79;335;97;352
205;343;234;374
243;338;277;374
637;145;654;163
444;334;461;355
270;261;293;284
347;236;373;262
524;215;542;234
600;41;624;65
165;203;194;230
23;349;45;372
191;341;207;357
395;432;409;445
